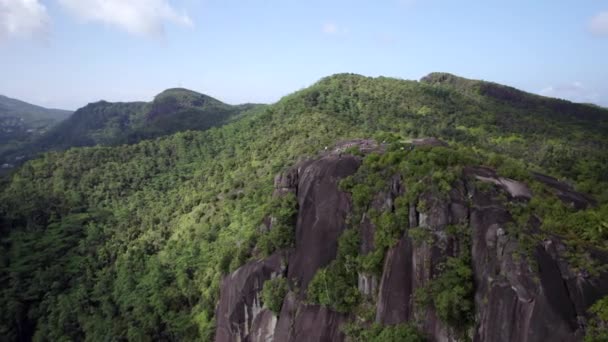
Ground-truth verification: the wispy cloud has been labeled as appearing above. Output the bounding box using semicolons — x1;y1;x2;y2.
0;0;50;41
322;22;349;35
540;82;599;104
589;11;608;36
58;0;193;37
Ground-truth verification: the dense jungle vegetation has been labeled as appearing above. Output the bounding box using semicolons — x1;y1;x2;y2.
0;73;607;340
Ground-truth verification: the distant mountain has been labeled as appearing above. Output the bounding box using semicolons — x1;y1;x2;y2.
0;94;72;123
0;88;262;171
0;95;72;167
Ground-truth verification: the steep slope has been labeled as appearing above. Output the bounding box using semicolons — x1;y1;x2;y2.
216;140;608;341
0;89;260;171
0;73;607;341
0;95;72;167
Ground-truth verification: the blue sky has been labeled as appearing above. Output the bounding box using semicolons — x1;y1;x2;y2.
0;0;607;110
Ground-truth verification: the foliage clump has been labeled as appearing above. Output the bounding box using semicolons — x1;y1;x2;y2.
414;226;474;334
585;296;608;342
307;228;361;313
408;226;435;246
257;193;298;256
343;322;427;342
261;277;289;315
358;207;407;275
341;143;478;275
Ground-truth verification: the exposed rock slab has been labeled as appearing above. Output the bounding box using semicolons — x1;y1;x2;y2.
215;253;286;342
273;292;349;342
376;236;414;324
533;172;595;209
249;309;278;342
288;154;361;290
468;166;532;200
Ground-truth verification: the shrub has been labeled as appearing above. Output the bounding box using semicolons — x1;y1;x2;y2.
257;193;298;255
261;277;288;315
351;183;374;209
307;265;360;313
414;252;474;332
345;146;364;156
373;211;402;251
585;296;608;342
343;322;426;342
409;227;434;246
307;229;361;312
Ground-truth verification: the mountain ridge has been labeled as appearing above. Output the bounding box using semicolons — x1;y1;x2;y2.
0;88;263;172
0;94;72;121
420;72;608;124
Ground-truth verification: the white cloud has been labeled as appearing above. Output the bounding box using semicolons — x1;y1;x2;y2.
322;22;337;34
540;82;599;104
322;22;349;35
0;0;49;41
58;0;193;37
589;11;608;36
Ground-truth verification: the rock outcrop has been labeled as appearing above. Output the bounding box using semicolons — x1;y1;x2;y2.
287;154;360;290
216;142;364;342
467;167;597;342
215;253;286;342
215;140;608;342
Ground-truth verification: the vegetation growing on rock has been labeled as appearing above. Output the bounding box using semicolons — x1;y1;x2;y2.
257;193;298;256
307;228;361;313
586;296;608;342
343;322;427;342
261;277;289;315
414;224;474;333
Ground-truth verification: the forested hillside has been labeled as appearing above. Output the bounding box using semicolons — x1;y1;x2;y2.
0;73;607;341
0;95;72;168
0;88;259;172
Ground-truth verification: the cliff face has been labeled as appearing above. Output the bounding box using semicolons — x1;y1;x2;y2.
215;140;608;342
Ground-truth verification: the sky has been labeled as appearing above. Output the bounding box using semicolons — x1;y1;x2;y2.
0;0;607;110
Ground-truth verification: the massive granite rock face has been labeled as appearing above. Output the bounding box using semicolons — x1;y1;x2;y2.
215;143;363;342
287;154;360;290
215;140;608;342
376;236;414;325
373;166;607;342
468;170;581;342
